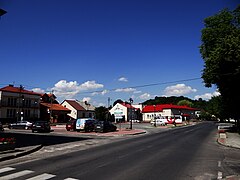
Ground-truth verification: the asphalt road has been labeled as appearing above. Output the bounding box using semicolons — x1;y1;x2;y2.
0;122;239;180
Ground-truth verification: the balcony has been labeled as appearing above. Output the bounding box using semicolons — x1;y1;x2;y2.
0;101;39;108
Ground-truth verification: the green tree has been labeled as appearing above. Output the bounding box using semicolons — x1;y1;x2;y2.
200;6;240;129
207;96;224;121
177;100;193;107
113;99;124;107
95;106;109;121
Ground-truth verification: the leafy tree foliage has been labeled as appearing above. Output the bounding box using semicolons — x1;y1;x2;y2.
113;99;124;107
95;106;109;120
177;100;193;107
200;6;240;127
143;96;193;105
207;96;225;121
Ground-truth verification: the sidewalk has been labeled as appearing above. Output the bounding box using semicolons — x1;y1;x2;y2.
217;132;240;149
0;144;42;162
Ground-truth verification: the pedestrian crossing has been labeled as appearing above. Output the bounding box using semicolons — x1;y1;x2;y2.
0;167;78;180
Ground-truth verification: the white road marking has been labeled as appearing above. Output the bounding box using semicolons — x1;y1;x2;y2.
26;173;56;180
0;167;15;174
64;178;79;180
0;170;33;180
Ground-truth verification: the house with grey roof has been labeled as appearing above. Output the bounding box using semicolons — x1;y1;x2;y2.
61;100;95;120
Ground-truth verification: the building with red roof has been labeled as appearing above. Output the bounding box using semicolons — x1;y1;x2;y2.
0;85;41;123
40;103;71;123
39;93;71;123
109;102;141;122
0;85;71;123
142;104;199;122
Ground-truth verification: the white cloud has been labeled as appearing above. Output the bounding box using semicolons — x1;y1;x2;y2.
79;81;104;90
118;77;128;82
139;93;151;100
91;90;109;96
82;97;91;103
133;90;142;94
115;88;136;92
32;88;45;94
194;91;220;100
52;80;104;99
163;84;197;96
92;101;106;107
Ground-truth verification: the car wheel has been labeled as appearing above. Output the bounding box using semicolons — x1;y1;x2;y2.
32;130;35;133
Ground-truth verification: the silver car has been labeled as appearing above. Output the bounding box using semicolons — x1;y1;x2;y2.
8;121;33;129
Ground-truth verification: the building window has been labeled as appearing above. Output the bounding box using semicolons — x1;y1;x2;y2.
7;98;17;107
24;109;30;117
7;109;16;118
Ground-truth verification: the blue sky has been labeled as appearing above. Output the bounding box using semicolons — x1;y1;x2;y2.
0;0;239;106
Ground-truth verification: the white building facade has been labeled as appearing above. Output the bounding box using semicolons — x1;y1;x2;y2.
109;102;138;122
61;100;95;120
142;104;198;122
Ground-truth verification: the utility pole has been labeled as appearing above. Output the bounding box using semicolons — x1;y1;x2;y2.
129;98;133;130
19;85;24;122
107;97;111;108
50;90;54;123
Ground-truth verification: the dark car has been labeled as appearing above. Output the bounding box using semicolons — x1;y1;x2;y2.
32;121;51;133
66;119;77;131
95;121;117;133
76;118;97;132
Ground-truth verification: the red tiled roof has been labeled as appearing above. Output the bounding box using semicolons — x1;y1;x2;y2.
120;102;138;109
142;104;198;113
41;103;71;111
0;85;41;96
63;100;85;111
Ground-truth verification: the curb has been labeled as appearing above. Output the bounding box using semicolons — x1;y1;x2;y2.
217;133;240;150
94;130;147;137
217;138;240;150
0;145;43;162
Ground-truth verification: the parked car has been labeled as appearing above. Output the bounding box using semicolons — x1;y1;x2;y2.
76;118;97;132
0;121;4;131
129;120;140;123
95;121;117;133
32;121;51;133
66;119;77;131
150;119;166;126
8;121;33;129
218;123;237;132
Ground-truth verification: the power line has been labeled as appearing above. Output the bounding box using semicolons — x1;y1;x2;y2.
76;77;202;95
0;77;202;95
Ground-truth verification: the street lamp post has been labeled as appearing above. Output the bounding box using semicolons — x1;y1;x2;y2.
129;98;133;130
153;105;156;127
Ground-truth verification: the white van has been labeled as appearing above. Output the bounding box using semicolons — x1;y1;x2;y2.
76;118;96;132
